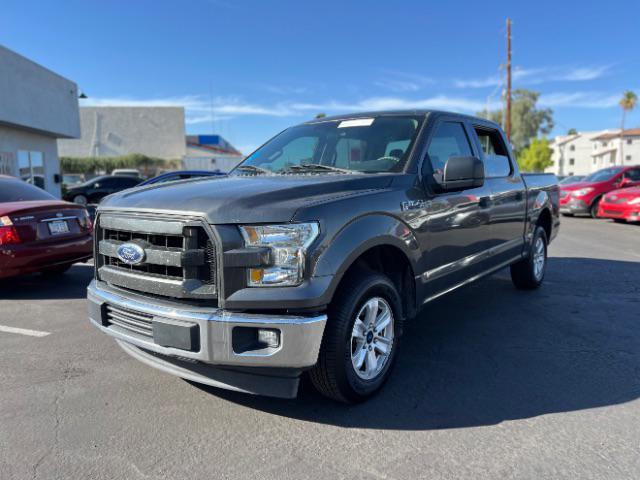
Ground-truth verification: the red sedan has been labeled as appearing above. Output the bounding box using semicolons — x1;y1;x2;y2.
0;176;93;280
560;165;640;218
598;187;640;223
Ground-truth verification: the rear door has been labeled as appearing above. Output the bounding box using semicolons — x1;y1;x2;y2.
471;124;526;264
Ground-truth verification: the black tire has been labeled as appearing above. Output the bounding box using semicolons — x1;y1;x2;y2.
589;197;601;219
510;226;548;290
309;270;403;403
41;263;73;277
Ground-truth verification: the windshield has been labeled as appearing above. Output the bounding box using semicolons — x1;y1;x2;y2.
235;116;423;175
0;178;55;202
583;167;622;182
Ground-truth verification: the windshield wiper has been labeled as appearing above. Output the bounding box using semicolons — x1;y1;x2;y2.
235;165;272;175
283;163;354;174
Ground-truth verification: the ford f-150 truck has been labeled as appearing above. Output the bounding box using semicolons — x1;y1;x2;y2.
88;111;559;403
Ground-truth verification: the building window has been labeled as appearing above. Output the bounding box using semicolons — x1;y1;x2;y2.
569;145;575;151
626;155;632;161
627;139;633;145
602;142;608;147
593;158;597;165
569;158;575;165
18;150;45;189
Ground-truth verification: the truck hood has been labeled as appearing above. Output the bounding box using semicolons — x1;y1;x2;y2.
99;173;394;223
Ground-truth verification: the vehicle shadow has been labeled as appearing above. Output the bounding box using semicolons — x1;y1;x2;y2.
194;257;640;430
0;263;93;300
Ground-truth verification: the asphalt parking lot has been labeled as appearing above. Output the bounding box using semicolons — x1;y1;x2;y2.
1;216;639;480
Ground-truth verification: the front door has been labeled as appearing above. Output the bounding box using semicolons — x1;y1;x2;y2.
413;118;494;303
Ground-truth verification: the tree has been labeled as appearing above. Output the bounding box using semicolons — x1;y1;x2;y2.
619;90;637;164
478;89;554;153
567;128;578;135
517;138;553;172
314;113;327;119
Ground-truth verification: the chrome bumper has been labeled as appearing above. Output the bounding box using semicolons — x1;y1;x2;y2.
87;280;327;369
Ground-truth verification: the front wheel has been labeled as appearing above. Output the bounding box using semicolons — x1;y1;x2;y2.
590;198;602;218
72;194;88;206
510;226;548;290
309;271;402;403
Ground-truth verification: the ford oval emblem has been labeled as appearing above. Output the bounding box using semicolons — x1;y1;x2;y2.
116;243;146;265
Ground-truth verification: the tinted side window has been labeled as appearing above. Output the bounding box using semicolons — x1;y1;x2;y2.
475;127;512;178
426;122;472;175
623;169;640;181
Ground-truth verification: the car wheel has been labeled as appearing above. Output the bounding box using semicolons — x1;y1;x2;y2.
510;225;548;290
41;263;73;277
590;197;602;219
72;194;88;205
309;270;402;403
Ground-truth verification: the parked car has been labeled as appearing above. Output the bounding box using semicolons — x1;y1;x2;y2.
597;186;640;223
138;170;225;187
62;173;86;187
63;175;142;205
87;110;559;403
559;165;640;218
559;175;584;185
111;169;141;177
0;175;93;279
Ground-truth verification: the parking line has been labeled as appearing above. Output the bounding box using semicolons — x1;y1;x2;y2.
0;325;51;337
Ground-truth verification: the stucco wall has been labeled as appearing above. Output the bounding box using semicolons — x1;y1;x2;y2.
0;125;61;197
58;107;186;159
0;45;80;138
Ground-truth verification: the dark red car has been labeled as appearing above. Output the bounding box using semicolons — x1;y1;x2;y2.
598;186;640;223
0;176;93;280
559;165;640;218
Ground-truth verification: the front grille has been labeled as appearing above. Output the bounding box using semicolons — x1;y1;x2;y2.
106;304;153;338
95;214;218;299
603;209;624;216
606;197;629;204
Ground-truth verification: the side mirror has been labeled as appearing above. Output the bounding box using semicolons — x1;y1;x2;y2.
93;183;101;189
440;156;485;191
618;177;632;188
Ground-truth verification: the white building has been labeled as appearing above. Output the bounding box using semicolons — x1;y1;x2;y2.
58;106;186;160
0;45;80;197
183;135;244;172
547;129;640;176
546;131;601;176
590;129;640;170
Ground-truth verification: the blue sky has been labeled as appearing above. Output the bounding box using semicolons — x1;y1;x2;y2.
3;0;640;154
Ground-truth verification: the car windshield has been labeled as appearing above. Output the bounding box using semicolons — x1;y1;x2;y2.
0;178;55;202
583;167;623;182
234;116;424;175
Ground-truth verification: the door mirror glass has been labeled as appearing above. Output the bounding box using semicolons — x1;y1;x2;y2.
440;156;485;191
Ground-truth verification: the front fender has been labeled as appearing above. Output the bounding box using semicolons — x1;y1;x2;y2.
312;213;421;295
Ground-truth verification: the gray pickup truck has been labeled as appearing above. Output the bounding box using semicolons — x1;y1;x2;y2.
88;110;559;403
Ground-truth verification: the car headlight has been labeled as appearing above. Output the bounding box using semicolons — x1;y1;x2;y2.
628;197;640;205
572;188;594;197
239;223;320;287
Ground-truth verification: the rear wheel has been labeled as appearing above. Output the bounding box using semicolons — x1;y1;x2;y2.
310;271;402;403
510;226;547;290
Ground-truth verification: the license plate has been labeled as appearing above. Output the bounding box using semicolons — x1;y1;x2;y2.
48;220;70;235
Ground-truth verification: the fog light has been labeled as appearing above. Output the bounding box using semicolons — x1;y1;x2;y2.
258;329;280;348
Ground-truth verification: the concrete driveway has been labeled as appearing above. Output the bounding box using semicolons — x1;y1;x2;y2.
1;216;639;479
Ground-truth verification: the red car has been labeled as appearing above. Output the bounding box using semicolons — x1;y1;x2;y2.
598;186;640;223
0;176;93;280
560;165;640;218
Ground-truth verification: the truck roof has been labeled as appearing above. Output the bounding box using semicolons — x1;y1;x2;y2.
303;110;502;130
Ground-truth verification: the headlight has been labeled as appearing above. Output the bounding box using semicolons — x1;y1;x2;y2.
239;223;320;287
572;188;594;197
628;197;640;205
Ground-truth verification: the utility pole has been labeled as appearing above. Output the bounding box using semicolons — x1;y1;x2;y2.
505;18;512;142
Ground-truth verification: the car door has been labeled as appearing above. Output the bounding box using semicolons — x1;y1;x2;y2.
87;178;115;203
471;124;526;264
413;117;494;302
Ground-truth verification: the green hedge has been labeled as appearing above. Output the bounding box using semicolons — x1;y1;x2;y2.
60;154;181;177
